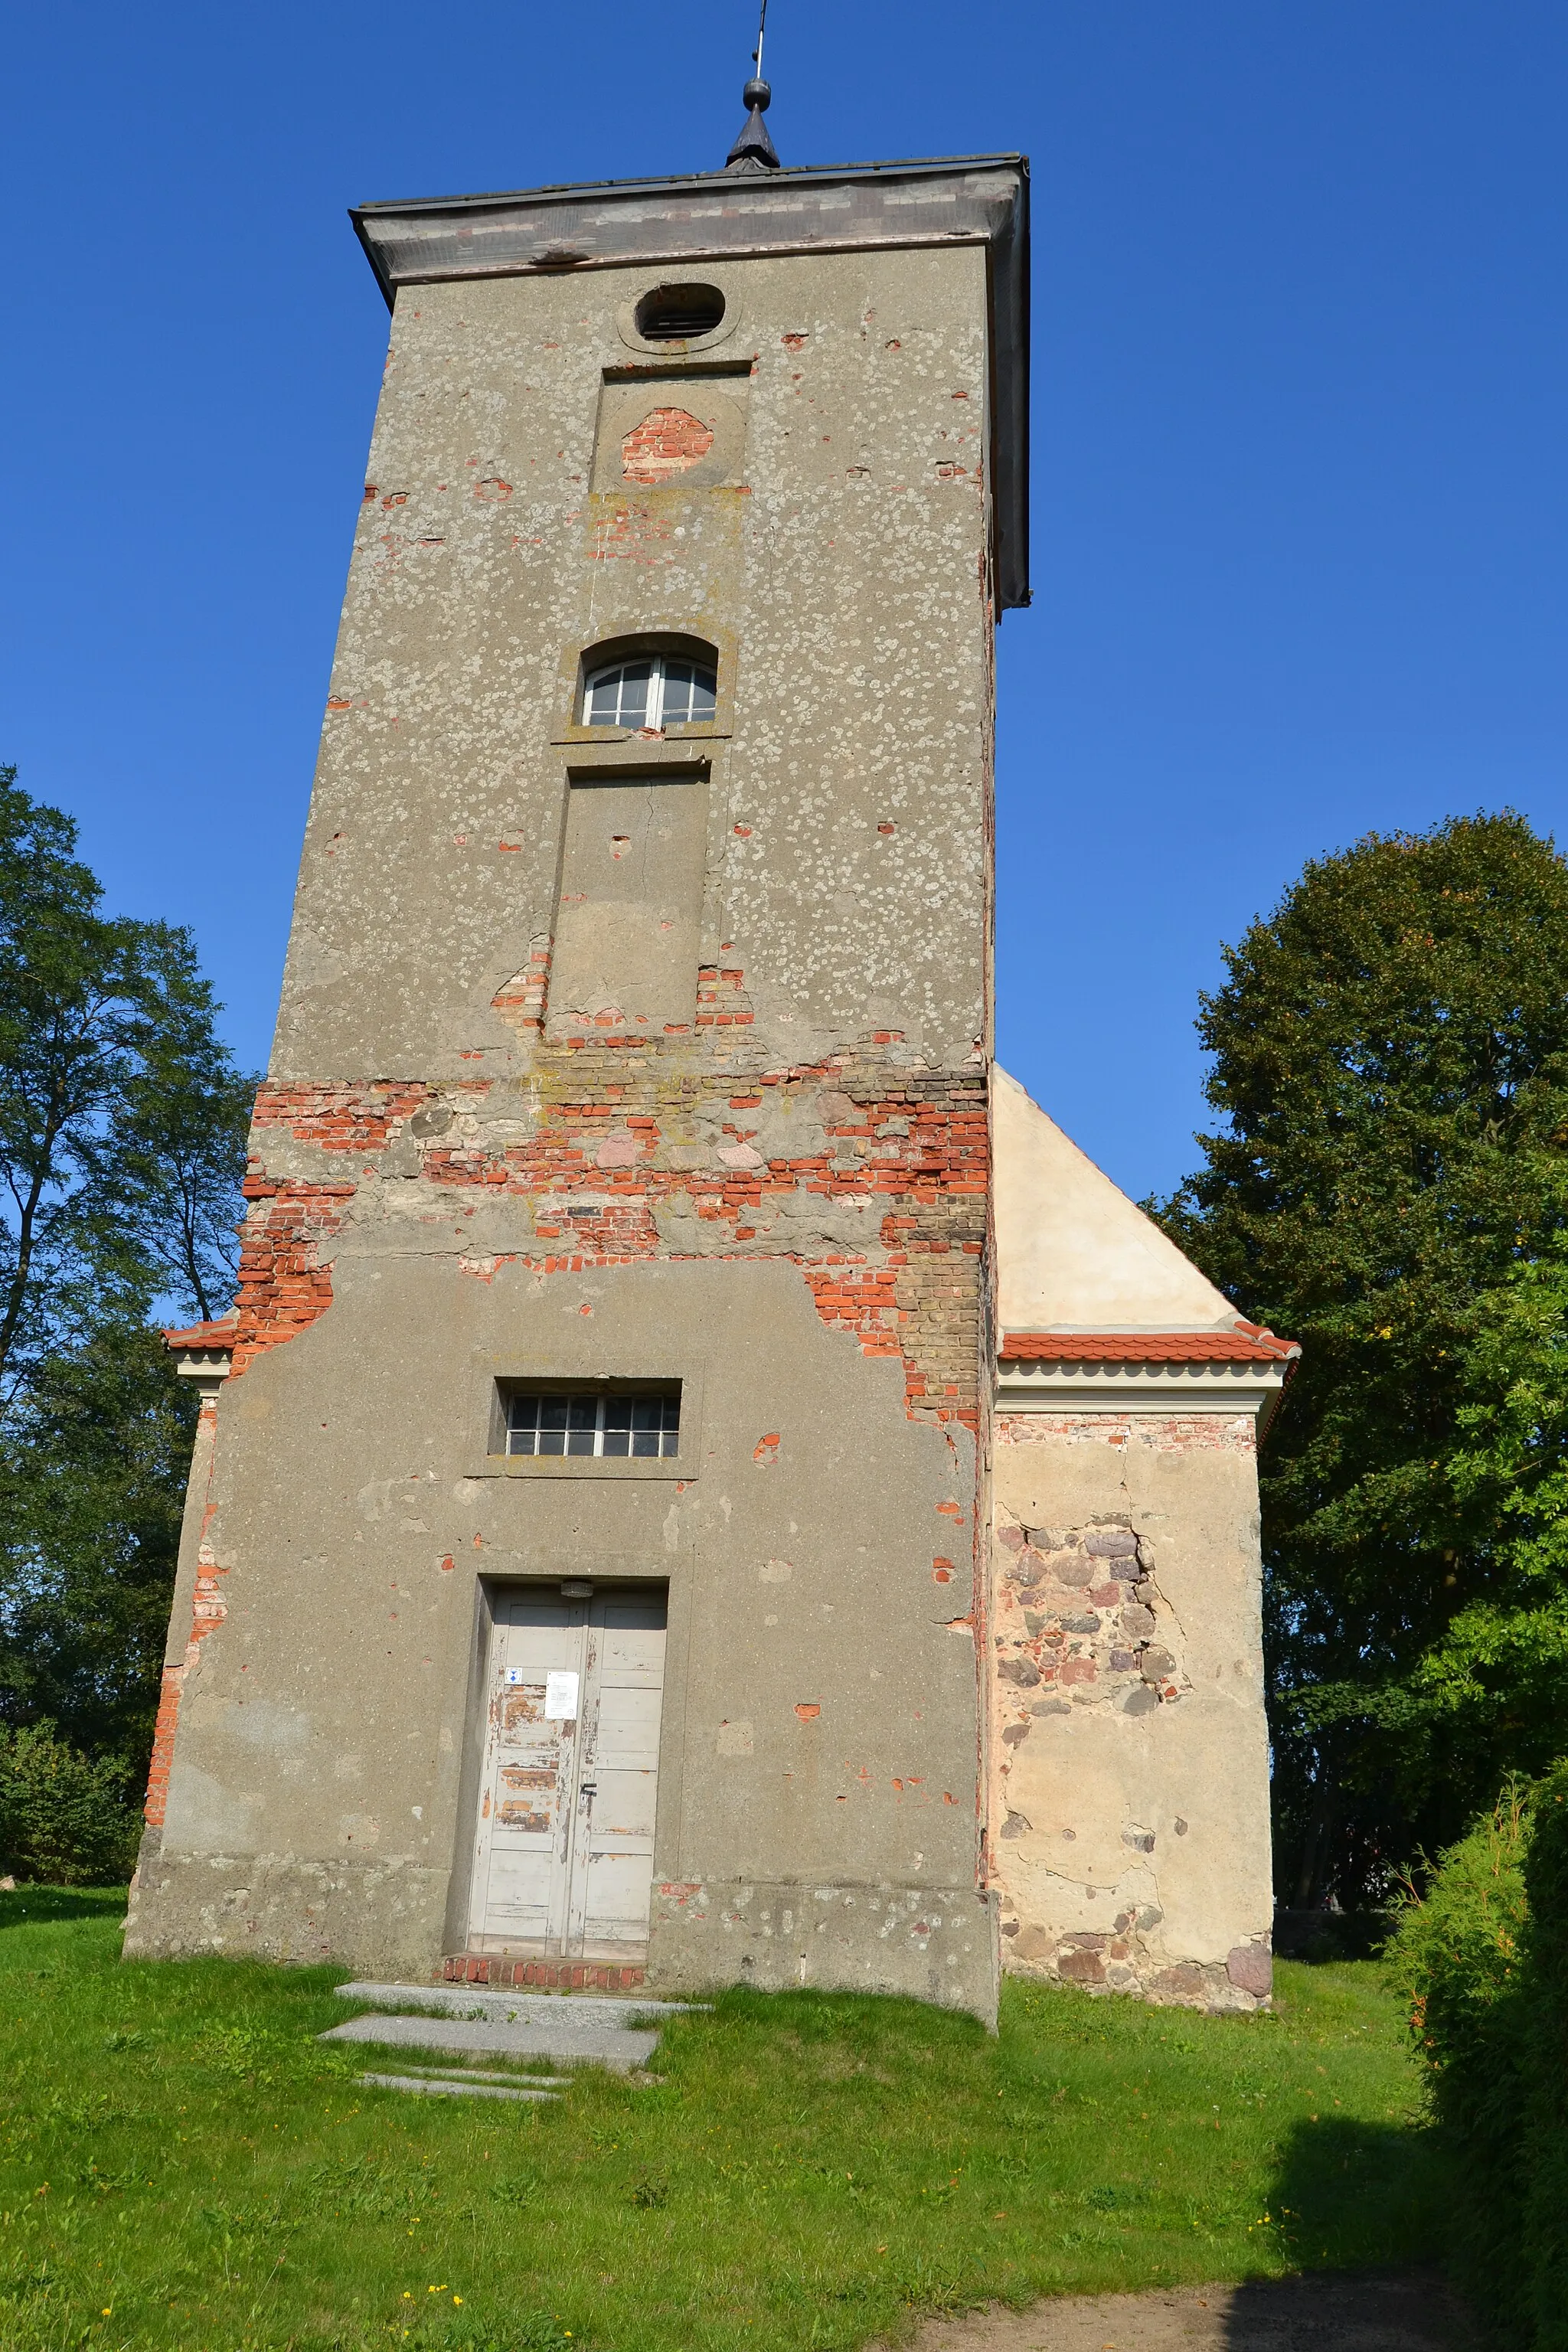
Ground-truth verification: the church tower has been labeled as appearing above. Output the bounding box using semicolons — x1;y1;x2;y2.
127;99;1030;2017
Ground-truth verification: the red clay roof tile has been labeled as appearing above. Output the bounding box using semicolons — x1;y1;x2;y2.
998;1328;1299;1365
163;1318;238;1351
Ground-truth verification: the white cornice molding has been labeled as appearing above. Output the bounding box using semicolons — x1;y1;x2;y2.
995;1354;1288;1432
170;1343;233;1395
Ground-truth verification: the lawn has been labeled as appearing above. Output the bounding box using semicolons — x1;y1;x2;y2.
0;1886;1446;2352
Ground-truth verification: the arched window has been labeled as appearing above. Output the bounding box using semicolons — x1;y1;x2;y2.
582;651;717;731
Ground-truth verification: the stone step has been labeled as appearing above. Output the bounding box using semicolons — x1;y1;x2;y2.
393;2064;571;2087
359;2071;561;2103
322;2010;659;2072
335;1981;701;2025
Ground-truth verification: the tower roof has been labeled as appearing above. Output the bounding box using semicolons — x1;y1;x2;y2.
351;153;1031;610
726;77;781;174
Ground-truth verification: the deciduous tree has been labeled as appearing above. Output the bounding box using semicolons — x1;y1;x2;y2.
0;1324;197;1766
1158;811;1568;1903
0;766;249;1406
0;769;250;1821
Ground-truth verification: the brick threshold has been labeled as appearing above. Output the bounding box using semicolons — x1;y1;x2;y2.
441;1952;646;1992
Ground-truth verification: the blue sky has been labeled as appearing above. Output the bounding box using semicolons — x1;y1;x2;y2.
3;2;1564;1203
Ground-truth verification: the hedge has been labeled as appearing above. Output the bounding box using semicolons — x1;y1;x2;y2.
0;1720;142;1886
1387;1761;1568;2345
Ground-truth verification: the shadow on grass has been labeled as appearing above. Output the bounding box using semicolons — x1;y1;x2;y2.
0;1883;128;1929
1221;2267;1478;2350
1263;2112;1453;2275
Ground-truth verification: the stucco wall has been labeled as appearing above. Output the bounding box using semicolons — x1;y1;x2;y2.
271;245;994;1083
989;1411;1273;2010
129;1256;991;2004
993;1070;1235;1335
127;227;1001;2014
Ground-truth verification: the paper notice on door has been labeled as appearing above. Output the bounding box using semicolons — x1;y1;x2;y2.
544;1670;580;1720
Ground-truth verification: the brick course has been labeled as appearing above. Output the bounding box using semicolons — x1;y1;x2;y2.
995;1411;1257;1455
619;407;715;485
230;1059;988;1425
440;1953;645;1992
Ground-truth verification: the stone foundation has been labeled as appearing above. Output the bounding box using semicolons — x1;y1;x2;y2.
646;1879;998;2019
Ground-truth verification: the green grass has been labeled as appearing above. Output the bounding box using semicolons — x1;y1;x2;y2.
0;1887;1446;2352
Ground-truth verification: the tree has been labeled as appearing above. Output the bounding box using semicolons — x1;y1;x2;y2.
0;770;250;1846
0;1323;198;1766
118;1030;253;1324
0;766;250;1405
1158;811;1568;1906
1376;1225;1568;1805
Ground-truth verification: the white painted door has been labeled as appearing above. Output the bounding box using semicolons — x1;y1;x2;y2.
468;1587;666;1958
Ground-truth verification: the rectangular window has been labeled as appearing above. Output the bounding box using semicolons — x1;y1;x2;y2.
504;1388;680;1460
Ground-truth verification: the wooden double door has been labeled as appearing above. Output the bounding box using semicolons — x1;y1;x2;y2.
467;1585;667;1959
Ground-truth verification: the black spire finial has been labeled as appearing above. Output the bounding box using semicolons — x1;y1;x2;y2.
726;2;780;172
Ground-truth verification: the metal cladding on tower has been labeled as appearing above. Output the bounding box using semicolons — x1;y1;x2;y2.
726;78;781;174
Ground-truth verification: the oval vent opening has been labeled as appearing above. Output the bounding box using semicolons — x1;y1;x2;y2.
634;283;727;342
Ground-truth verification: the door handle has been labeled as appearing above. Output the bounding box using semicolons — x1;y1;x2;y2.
580;1783;597;1799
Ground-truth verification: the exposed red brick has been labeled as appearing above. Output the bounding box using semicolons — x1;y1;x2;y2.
143;1393;227;1827
620;407;715;485
996;1410;1257;1456
588;501;675;563
236;1062;987;1426
252;1080;434;1151
228;1178;352;1377
439;1953;645;1991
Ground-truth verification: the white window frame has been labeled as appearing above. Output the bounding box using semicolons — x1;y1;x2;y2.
504;1388;681;1460
581;653;717;732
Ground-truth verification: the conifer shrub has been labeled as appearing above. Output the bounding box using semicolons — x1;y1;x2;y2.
1387;1764;1568;2344
1521;1764;1568;2350
0;1721;141;1886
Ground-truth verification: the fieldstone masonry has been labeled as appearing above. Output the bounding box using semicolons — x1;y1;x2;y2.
994;1516;1184;1724
987;1072;1290;2013
990;1405;1279;2012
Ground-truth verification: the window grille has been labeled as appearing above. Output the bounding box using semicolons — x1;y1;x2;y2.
582;653;717;731
634;283;726;341
504;1390;681;1459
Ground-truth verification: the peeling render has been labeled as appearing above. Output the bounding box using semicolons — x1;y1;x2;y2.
234;1060;985;1424
130;156;1276;2022
989;1410;1275;2013
986;1071;1280;2013
126;178;1013;2019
